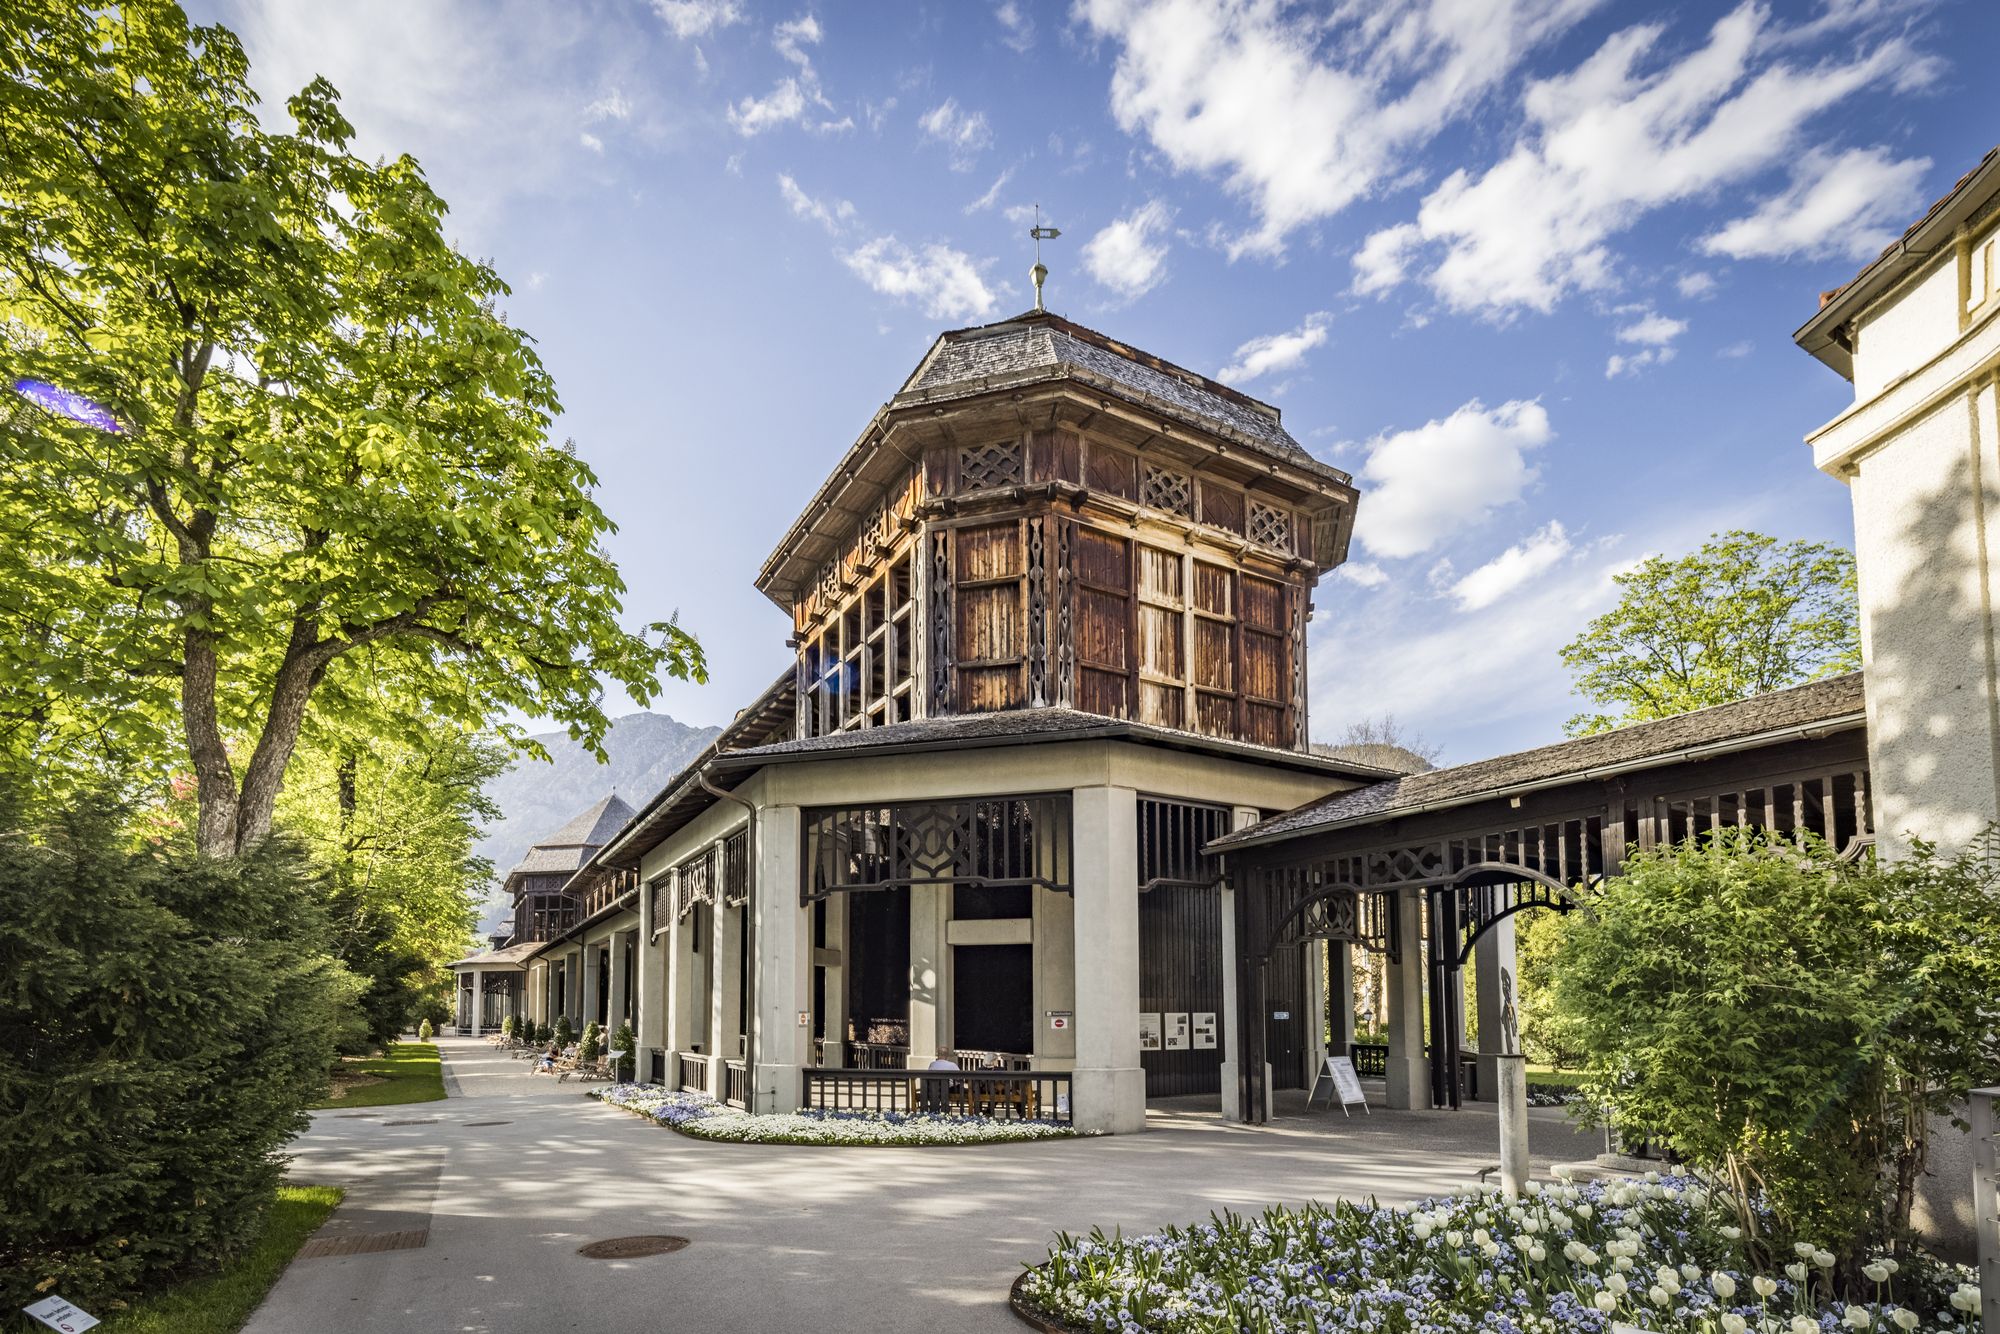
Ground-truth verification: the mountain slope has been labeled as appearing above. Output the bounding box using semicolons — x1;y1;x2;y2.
472;711;721;935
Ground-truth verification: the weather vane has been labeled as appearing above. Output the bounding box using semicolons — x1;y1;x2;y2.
1030;204;1061;312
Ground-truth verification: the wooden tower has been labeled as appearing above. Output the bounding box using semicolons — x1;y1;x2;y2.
756;310;1360;751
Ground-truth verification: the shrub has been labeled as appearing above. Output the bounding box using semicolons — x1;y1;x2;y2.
417;1018;433;1042
555;1015;574;1048
578;1021;602;1063
500;1015;515;1042
0;799;361;1311
610;1022;635;1080
1552;827;2000;1274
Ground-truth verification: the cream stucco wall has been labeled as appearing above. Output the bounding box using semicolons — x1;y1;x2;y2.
1808;204;2000;1262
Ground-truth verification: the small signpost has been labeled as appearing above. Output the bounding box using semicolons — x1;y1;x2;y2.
1308;1054;1370;1116
23;1297;100;1333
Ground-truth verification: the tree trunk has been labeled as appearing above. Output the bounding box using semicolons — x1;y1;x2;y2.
232;638;327;855
182;625;239;859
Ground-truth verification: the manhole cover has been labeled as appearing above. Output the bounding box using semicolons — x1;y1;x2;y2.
463;1120;512;1127
577;1235;690;1260
381;1119;438;1126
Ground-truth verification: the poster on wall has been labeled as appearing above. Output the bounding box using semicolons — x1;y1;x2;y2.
1191;1012;1217;1049
1164;1012;1190;1050
1138;1012;1162;1051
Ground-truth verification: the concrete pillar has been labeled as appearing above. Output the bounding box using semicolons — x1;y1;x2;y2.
1973;1088;1999;1325
666;896;697;1073
470;969;485;1037
718;903;744;1060
606;931;631;1038
1218;806;1258;1120
581;942;602;1031
908;883;948;1063
1497;1053;1530;1198
1304;940;1329;1088
818;895;847;1066
1070;784;1145;1135
1473;916;1518;1102
751;805;809;1112
1385;887;1430;1110
1033;884;1076;1065
1330;940;1356;1056
638;880;666;1080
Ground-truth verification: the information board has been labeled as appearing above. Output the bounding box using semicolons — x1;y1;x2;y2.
1138;1012;1162;1051
1308;1055;1370;1116
23;1297;100;1333
1164;1012;1190;1050
1191;1012;1217;1050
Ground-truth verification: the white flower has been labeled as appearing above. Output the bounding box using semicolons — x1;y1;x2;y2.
1594;1291;1618;1313
1795;1242;1818;1258
1863;1263;1890;1283
1722;1316;1748;1334
1753;1276;1780;1298
1787;1262;1810;1282
1890;1310;1918;1331
1843;1306;1873;1329
1814;1250;1836;1270
1712;1272;1737;1301
1607;1273;1629;1295
1792;1317;1821;1334
1648;1285;1670;1307
1721;1225;1744;1240
1527;1243;1546;1262
1679;1264;1701;1282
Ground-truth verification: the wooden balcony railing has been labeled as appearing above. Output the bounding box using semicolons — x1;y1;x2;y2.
722;1060;749;1108
801;1069;1072;1124
677;1051;710;1096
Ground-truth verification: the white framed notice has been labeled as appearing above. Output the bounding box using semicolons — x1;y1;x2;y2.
1308;1055;1370;1117
1164;1012;1190;1050
1138;1012;1162;1051
23;1297;100;1333
1191;1012;1217;1050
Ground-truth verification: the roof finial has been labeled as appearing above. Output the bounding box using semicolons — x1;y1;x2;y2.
1030;204;1061;312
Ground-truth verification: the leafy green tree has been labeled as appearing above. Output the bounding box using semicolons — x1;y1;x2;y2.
1512;909;1588;1070
1559;532;1859;735
0;1;702;856
0;793;363;1310
1552;828;2000;1272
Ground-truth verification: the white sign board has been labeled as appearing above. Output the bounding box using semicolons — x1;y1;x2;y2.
23;1297;100;1333
1308;1055;1370;1116
1191;1012;1217;1050
1164;1012;1190;1051
1138;1012;1162;1051
1047;1010;1071;1031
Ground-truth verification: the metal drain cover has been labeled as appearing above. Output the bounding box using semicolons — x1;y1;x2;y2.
577;1235;690;1260
298;1229;429;1259
381;1119;438;1126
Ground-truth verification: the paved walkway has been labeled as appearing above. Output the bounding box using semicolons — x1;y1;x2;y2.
247;1037;1601;1333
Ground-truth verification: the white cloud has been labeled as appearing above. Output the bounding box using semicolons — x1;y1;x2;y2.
963;168;1014;215
651;0;742;39
1676;271;1717;298
728;78;808;135
1076;0;1604;258
919;98;993;169
1701;146;1931;262
773;13;822;67
1718;339;1754;358
1447;521;1572;610
1353;399;1552;559
1337;560;1389;589
995;1;1036;52
1358;3;1931;313
1615;310;1687;346
1082;200;1174;300
1352;223;1422;296
778;174;855;233
584;89;632;122
1219;312;1331;383
842;237;1000;321
578;131;604;154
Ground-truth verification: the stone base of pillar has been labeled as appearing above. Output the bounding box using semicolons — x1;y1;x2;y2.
1219;1059;1241;1120
1070;1066;1147;1134
1386;1055;1430;1110
753;1062;803;1114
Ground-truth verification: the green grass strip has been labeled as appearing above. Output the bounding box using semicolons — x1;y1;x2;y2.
100;1185;342;1334
310;1041;446;1109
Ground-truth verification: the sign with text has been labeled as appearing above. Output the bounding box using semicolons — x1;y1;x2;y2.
1309;1055;1370;1116
1191;1012;1217;1050
1138;1012;1162;1051
23;1297;100;1333
1047;1010;1071;1031
1164;1012;1190;1050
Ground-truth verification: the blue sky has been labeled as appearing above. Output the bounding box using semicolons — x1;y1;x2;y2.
194;0;1999;765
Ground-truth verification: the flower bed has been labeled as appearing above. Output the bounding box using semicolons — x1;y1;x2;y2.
1018;1174;1982;1333
592;1082;1083;1146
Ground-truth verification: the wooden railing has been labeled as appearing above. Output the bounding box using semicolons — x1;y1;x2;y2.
1350;1043;1388;1078
844;1041;910;1069
801;1069;1072;1124
646;1047;667;1085
677;1051;711;1096
722;1060;749;1108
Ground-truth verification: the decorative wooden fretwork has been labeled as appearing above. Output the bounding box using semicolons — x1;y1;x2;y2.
1364;842;1448;887
673;848;714;919
1053;520;1076;706
1027;516;1049;705
1137;797;1232;891
1247;500;1291;551
1247;863;1399;961
802;795;1073;902
1433;871;1582;967
649;873;674;932
928;528;952;713
958;440;1023;491
1141;464;1194;518
722;829;749;907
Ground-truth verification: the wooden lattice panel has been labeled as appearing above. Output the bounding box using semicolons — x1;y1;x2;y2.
1141;464;1194;517
959;440;1023;490
1247;500;1291;551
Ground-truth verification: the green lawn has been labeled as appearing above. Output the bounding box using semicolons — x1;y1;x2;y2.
310;1041;446;1109
1524;1065;1589;1090
100;1185;342;1334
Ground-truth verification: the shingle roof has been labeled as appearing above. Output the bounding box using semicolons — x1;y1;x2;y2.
713;705;1397;780
898;314;1326;470
450;940;543;969
503;792;636;882
1213;673;1868;851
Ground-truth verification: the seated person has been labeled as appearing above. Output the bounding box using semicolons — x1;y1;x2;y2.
536;1043;557;1073
927;1047;960;1072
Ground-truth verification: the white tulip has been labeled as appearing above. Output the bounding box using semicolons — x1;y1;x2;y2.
1594;1291;1618;1313
1712;1273;1737;1301
1753;1276;1779;1298
1721;1315;1747;1334
1843;1306;1873;1328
